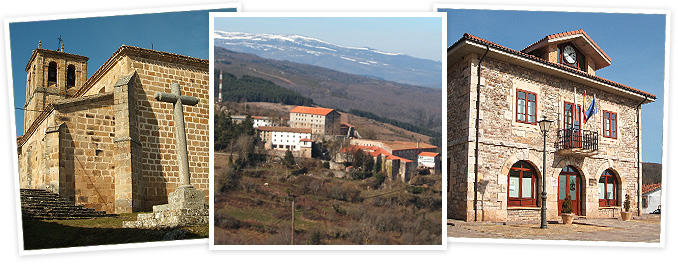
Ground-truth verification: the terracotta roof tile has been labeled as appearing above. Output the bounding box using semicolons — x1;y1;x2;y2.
453;33;656;100
257;126;311;133
290;106;335;116
522;29;611;61
418;152;439;157
642;183;661;194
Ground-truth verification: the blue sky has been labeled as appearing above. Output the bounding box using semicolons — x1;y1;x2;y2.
442;8;666;164
9;8;235;135
213;16;443;61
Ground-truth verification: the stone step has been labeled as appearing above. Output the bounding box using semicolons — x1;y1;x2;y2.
20;188;113;220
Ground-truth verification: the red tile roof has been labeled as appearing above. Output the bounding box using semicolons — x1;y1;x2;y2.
299;138;313;142
339;144;412;163
383;141;437;151
451;33;656;100
290;106;335;116
257;126;311;133
418;152;439;157
642;183;661;194
522;29;611;62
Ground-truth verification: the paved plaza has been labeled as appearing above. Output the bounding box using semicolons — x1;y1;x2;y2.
448;214;661;243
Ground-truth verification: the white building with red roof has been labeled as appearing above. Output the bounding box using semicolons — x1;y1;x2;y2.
418;151;441;174
257;126;312;158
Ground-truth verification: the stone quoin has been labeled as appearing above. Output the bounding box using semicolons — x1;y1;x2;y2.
447;30;656;222
17;44;209;215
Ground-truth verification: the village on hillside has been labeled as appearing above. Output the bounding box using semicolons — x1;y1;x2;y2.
224;101;441;181
213;73;443;245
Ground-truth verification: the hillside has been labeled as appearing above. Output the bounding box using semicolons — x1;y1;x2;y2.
643;162;662;185
214;47;442;134
213;153;442;245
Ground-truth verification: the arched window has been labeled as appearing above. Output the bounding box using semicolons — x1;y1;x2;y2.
508;161;538;207
66;64;76;88
599;169;617;207
47;61;57;85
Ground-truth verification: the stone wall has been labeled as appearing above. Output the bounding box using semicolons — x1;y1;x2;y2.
447;53;473;220
54;93;116;212
448;54;644;222
128;55;209;211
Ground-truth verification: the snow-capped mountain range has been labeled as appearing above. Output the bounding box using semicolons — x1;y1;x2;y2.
214;31;442;89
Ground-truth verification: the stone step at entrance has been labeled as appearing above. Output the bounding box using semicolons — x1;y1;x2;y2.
20;189;114;220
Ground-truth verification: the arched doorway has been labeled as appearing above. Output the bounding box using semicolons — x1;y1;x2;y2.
558;166;582;215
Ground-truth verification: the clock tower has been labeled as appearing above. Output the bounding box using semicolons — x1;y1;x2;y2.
521;29;611;76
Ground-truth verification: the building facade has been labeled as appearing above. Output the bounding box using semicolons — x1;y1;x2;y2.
289;106;341;137
256;126;312;158
447;30;656;222
418;152;441;174
17;44;209;214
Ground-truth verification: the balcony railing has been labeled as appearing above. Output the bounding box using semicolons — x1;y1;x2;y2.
555;128;598;156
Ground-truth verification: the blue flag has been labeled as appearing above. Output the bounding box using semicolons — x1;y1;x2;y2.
583;95;597;124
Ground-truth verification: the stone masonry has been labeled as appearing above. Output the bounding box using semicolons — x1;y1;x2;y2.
447;32;656;222
17;45;209;215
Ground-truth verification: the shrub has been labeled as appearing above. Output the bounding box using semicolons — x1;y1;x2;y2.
215;209;241;229
283;149;295;167
624;194;631;212
327;182;362;202
366;173;386;190
322;162;330;169
218;165;239;193
562;194;573;214
291;167;308;176
308;229;322;245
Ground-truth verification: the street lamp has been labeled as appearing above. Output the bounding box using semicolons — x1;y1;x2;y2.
538;117;553;229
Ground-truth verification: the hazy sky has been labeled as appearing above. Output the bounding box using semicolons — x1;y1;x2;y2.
213;16;444;62
443;8;666;164
9;7;236;135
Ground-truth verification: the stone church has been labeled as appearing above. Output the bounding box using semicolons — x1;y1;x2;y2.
17;43;209;214
447;30;656;222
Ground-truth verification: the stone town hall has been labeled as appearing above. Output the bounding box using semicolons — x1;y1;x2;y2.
17;43;209;214
447;30;656;222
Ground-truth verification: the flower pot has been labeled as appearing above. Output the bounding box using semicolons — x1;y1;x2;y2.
561;213;575;225
621;211;632;221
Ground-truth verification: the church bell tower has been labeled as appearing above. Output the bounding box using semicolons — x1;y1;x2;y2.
24;41;88;132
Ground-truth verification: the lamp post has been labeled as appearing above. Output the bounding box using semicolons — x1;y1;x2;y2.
538;117;553;229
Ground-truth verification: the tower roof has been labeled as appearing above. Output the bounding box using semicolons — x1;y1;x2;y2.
25;48;89;72
521;29;611;70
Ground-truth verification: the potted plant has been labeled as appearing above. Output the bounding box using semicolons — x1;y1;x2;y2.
561;194;575;225
621;194;633;221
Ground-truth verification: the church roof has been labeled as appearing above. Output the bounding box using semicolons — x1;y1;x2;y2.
521;29;611;70
73;45;208;98
448;33;656;102
290;106;336;116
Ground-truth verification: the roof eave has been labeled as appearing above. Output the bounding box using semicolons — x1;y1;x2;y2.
448;37;656;103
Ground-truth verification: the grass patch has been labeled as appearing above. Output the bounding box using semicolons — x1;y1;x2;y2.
22;214;208;250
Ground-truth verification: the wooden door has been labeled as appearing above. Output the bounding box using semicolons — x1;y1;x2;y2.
558;166;581;215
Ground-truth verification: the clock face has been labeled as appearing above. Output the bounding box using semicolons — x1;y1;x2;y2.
563;45;577;64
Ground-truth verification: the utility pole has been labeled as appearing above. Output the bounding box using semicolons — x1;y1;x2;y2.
290;194;296;245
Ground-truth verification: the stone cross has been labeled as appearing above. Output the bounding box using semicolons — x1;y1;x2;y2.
154;82;199;187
